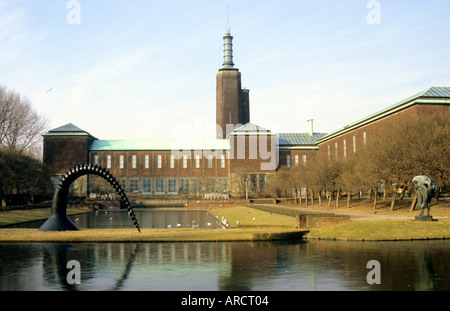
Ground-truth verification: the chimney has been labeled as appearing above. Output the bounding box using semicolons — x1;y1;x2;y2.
307;119;313;136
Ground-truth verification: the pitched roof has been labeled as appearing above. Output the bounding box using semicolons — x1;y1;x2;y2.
419;86;450;97
43;123;97;138
48;123;86;133
232;122;271;133
278;132;327;146
89;139;230;151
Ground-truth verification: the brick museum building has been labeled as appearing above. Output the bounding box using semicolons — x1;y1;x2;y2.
43;28;450;198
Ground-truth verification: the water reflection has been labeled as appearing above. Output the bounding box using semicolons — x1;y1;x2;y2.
5;209;223;229
0;240;449;291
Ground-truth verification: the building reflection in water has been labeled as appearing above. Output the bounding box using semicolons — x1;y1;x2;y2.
0;240;449;291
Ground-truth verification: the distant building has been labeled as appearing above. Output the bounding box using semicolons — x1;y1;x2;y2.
42;28;450;197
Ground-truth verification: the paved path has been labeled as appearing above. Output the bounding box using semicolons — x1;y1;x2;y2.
250;203;420;220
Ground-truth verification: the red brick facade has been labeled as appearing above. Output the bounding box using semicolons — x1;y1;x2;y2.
317;103;450;160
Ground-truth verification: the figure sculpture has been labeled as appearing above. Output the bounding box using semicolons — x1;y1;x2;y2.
412;175;436;220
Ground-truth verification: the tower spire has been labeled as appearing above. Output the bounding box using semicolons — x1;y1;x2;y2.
222;6;234;69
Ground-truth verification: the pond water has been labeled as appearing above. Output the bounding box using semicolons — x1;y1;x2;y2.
1;209;449;291
0;240;449;291
5;208;224;229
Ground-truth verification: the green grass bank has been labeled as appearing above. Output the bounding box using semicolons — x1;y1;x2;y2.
1;205;449;242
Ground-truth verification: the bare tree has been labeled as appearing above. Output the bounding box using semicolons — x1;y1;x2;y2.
0;85;48;153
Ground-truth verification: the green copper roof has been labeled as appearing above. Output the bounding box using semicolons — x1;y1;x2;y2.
90;139;230;151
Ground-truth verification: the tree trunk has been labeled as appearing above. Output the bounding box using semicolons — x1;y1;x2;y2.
311;189;314;206
373;188;378;210
410;194;418;212
399;187;406;200
390;190;396;211
336;189;340;208
328;191;332;207
318;190;322;207
347;191;351;208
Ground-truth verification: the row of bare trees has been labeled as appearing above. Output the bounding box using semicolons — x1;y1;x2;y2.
0;85;50;206
266;110;449;210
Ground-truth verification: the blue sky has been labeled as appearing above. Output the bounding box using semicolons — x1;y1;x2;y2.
1;0;449;141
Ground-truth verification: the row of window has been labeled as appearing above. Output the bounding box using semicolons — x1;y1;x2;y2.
92;154;227;170
111;177;229;194
327;132;367;159
285;154;307;168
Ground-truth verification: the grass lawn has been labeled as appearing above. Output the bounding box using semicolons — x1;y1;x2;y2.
0;205;307;242
307;218;450;241
0;207;88;226
209;206;297;228
0;227;307;242
2;205;448;242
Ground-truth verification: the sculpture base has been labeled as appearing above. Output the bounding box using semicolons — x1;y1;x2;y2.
39;215;79;231
415;215;434;222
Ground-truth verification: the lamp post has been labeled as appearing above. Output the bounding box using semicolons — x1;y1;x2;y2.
243;176;249;199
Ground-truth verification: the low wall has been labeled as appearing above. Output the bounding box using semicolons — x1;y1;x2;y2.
131;198;188;207
188;199;251;210
296;214;349;228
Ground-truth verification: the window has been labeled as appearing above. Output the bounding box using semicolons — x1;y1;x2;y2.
179;178;189;194
119;155;124;169
129;178;139;193
218;178;228;193
363;132;367;147
353;135;356;153
106;155;111;169
167;178;177;194
258;174;266;189
119;178;127;190
170;154;175;169
343;139;347;159
142;178;152;194
191;178;202;193
302;154;307;165
93;155;98;165
205;178;215;193
250;174;257;192
132;155;137;169
294;155;299;166
335;142;338;159
157;155;162;169
195;154;200;169
155;178;164;194
220;154;225;169
144;155;149;169
207;155;213;169
327;145;330;159
286;155;291;168
182;155;188;169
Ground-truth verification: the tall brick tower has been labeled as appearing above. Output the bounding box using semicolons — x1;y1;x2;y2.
216;27;250;139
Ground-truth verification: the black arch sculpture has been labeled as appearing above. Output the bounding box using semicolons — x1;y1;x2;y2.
39;163;141;232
